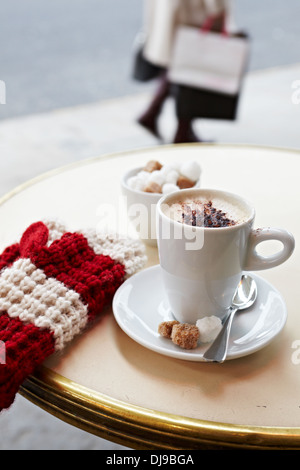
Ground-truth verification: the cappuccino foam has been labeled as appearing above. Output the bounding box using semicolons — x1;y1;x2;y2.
164;195;249;228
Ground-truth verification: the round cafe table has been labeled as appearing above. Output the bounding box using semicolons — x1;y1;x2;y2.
1;144;299;450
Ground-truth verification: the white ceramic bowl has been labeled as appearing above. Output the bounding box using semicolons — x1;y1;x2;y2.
121;165;201;246
121;166;162;246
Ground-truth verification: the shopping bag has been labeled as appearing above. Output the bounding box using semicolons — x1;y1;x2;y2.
132;33;164;82
168;25;250;120
173;84;240;120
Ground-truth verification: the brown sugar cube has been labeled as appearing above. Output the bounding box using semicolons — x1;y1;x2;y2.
143;160;162;173
171;323;200;350
158;320;180;339
144;181;162;193
177;175;195;189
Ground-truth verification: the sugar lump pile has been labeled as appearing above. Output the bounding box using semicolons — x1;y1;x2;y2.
158;316;222;350
127;160;201;195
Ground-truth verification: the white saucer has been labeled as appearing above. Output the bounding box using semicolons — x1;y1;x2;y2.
112;265;287;362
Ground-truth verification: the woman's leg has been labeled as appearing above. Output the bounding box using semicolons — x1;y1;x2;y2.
137;72;170;138
173;118;202;144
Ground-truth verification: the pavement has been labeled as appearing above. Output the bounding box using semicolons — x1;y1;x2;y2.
0;63;300;450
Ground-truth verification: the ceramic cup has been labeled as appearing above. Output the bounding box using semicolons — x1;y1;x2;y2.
157;188;295;324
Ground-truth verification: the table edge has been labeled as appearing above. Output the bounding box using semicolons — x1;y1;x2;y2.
20;366;300;450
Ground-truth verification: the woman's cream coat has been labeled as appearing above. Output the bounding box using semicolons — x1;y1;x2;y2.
143;0;234;67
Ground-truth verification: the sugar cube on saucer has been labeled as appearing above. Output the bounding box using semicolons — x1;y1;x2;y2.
196;316;222;343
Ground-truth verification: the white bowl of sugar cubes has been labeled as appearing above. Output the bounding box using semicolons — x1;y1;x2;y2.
121;159;201;246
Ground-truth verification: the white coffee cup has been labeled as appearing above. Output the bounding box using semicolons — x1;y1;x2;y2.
157;188;295;324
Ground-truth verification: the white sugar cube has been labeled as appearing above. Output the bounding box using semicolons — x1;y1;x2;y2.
127;170;151;191
165;169;179;185
196;315;222;343
127;175;145;191
127;176;138;188
169;162;181;172
180;161;201;182
137;170;151;182
148;170;165;186
135;178;147;191
160;164;177;176
162;183;179;194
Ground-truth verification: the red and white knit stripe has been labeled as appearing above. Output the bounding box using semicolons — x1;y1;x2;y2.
0;220;146;410
0;258;88;351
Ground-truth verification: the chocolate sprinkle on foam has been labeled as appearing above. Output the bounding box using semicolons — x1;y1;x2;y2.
181;201;236;228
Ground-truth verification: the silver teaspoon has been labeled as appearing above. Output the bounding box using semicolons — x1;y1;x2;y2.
203;275;257;363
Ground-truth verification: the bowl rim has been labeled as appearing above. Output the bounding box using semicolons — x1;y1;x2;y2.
121;166;200;198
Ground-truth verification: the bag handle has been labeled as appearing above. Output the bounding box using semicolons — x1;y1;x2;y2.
200;13;229;37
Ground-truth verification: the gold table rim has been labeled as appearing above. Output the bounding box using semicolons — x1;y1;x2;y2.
2;142;300;450
20;366;300;450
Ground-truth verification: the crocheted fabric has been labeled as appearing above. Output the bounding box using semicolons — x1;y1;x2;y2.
0;220;146;410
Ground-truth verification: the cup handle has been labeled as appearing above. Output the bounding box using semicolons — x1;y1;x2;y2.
243;227;295;271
